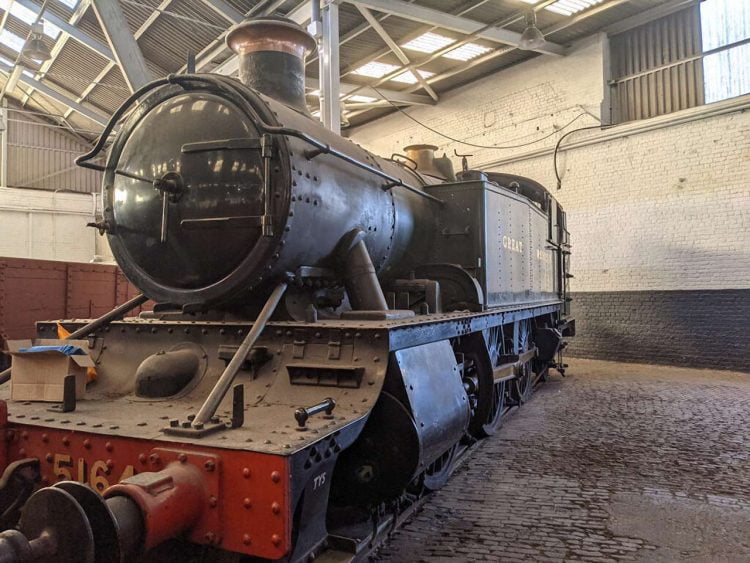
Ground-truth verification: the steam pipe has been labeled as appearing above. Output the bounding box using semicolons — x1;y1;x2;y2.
339;230;388;311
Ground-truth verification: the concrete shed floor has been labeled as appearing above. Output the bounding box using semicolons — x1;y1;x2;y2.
373;359;750;562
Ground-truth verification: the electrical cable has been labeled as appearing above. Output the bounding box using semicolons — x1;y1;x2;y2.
553;123;615;190
371;86;589;150
371;86;621;192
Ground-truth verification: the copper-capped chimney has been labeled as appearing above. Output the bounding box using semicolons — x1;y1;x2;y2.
226;17;316;113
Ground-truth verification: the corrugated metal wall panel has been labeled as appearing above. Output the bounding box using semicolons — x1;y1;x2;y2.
5;109;102;193
610;6;704;123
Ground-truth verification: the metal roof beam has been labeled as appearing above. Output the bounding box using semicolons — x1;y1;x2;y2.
356;5;438;101
307;78;434;106
605;0;697;35
328;0;488;105
92;0;152;92
285;1;312;25
0;60;109;125
64;0;176;121
344;0;567;56
14;0;113;60
0;0;12;41
21;0;93;107
346;0;626;121
200;0;309;26
419;0;629;90
200;0;245;24
336;0;507;80
339;0;559;97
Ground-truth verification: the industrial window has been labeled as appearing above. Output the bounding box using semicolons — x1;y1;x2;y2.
701;0;750;103
609;0;750;123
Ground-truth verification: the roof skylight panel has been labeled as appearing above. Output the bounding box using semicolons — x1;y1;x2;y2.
353;61;401;78
43;21;61;39
545;0;604;16
56;0;80;9
402;32;455;54
0;29;25;52
391;69;435;84
443;43;492;61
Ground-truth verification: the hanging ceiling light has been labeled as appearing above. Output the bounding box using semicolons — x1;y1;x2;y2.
518;11;546;51
22;22;51;62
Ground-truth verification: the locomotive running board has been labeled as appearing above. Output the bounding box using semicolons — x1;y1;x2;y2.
323;440;476;562
323;490;428;562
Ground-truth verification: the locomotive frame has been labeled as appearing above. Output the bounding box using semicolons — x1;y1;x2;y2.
0;16;575;563
0;172;573;561
0;302;571;561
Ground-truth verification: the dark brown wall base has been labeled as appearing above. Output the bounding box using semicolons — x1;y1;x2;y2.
568;290;750;372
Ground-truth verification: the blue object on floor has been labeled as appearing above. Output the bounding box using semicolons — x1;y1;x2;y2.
17;345;85;356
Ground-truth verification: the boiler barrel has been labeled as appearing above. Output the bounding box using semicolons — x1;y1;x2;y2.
101;76;438;308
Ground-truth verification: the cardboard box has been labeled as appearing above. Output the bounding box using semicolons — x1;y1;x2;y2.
7;339;92;402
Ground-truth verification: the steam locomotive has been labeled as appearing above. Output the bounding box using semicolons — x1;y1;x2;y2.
0;17;573;563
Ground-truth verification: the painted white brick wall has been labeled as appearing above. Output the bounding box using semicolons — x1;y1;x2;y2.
350;35;750;293
349;35;605;173
0;187;114;263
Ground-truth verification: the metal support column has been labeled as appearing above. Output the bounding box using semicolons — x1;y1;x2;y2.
0;100;7;187
319;1;341;133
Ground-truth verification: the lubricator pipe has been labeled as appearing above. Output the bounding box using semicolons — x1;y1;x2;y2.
0;293;148;385
104;462;206;552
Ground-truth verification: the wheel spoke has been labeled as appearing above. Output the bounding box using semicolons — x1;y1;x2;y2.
423;444;458;491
